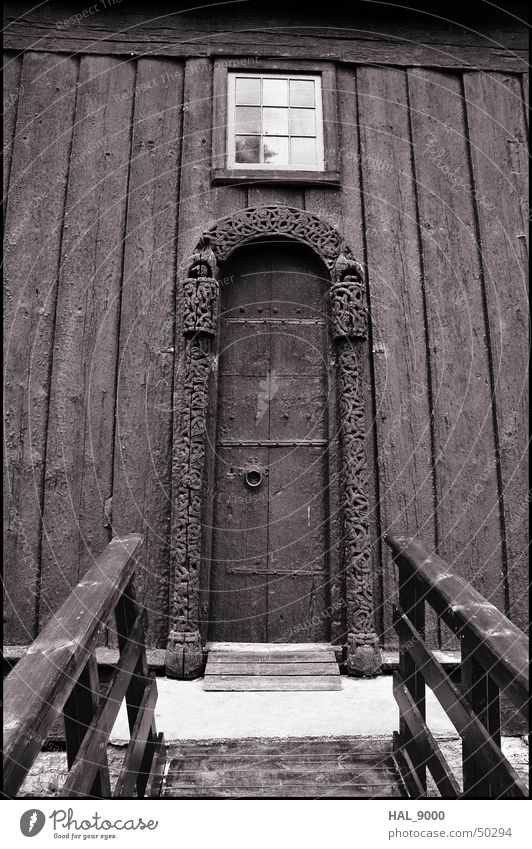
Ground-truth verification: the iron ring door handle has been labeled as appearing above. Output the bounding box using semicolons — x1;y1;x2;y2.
238;458;269;489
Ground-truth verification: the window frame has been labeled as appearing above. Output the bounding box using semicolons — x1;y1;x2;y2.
212;59;340;185
227;72;324;171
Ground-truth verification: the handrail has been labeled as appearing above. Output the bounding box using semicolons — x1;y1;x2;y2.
3;534;166;799
386;533;529;800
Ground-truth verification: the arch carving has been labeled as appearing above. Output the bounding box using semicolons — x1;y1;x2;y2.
206;205;359;271
166;206;381;679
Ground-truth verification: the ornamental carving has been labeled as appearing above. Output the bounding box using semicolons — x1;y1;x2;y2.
331;246;367;340
167;337;212;679
203;206;359;272
167;205;380;679
183;277;219;337
182;238;220;338
331;280;367;341
337;343;381;675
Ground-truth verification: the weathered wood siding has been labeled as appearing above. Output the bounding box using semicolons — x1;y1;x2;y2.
3;7;528;647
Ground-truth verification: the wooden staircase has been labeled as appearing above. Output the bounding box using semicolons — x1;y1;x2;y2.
3;536;166;800
163;737;405;798
203;643;342;691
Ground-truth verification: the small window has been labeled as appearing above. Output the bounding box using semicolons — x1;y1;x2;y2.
212;61;339;185
227;72;324;171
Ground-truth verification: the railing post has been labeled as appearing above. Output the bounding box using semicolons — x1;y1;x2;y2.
461;632;501;798
115;580;149;725
62;656;111;797
114;578;157;796
397;556;427;795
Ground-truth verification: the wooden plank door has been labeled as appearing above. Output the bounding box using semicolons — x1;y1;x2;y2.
207;242;332;642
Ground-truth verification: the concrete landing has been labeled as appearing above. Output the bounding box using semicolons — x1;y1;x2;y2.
110;674;455;742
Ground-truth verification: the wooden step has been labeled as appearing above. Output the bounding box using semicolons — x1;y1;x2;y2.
207;651;337;664
207;662;336;675
164;784;403;798
203;644;341;691
163;737;405;799
170;737;394;757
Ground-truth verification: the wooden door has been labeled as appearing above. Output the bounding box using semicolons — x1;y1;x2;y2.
206;242;332;642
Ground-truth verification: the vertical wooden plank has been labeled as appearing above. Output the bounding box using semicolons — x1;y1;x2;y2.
111;58;184;647
341;69;384;645
463;72;528;630
173;57;214;649
304;64;341;233
39;56;135;625
211;58;249;219
175;57;247;269
172;56;246;418
407;69;504;614
173;58;246;645
304;68;384;645
174;59;211;264
202;65;247;613
3;52;23;219
336;68;366;263
3;52;79;642
357;67;436;647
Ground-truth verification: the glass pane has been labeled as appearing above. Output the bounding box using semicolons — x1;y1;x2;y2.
263;107;288;136
235;77;261;105
262;78;288;106
263;136;289;167
290;79;315;107
290;137;318;167
235;135;261;163
289;108;316;136
235;106;261;134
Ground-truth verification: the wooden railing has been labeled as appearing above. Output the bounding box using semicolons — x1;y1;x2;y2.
3;534;166;799
386;534;529;799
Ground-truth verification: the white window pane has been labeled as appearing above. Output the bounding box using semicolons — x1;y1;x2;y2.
263;137;289;166
290;137;317;167
262;78;288;106
235;77;261;105
235;106;261;134
290;79;315;107
289;108;316;136
235;135;261;163
263;107;288;136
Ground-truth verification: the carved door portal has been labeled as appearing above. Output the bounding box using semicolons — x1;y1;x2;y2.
166;205;381;679
205;243;332;642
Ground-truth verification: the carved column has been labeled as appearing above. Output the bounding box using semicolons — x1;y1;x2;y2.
332;253;382;676
166;240;219;679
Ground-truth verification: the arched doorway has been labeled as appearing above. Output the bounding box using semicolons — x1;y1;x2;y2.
166;206;381;680
205;241;336;643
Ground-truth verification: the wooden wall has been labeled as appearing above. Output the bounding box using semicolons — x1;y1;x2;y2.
3;5;528;648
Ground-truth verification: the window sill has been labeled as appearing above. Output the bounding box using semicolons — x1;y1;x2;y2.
211;168;341;186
